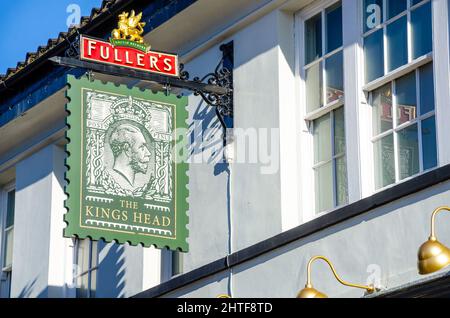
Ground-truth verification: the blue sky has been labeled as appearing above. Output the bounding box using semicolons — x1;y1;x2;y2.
0;0;103;76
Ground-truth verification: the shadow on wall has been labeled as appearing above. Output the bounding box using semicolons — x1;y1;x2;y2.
15;241;127;298
95;241;126;298
16;277;37;298
187;99;228;176
17;278;72;298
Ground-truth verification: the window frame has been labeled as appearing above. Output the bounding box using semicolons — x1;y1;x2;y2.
370;65;437;189
1;184;15;272
0;182;15;298
298;0;349;220
73;238;98;298
302;0;345;120
362;0;433;87
360;0;439;192
312;107;348;213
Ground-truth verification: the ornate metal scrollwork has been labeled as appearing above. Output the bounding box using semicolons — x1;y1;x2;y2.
178;63;190;81
64;32;81;59
180;44;233;130
193;66;233;116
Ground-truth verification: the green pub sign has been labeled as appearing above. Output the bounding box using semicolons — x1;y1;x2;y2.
64;75;189;251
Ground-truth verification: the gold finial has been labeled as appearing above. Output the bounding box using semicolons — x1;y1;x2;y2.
112;10;146;44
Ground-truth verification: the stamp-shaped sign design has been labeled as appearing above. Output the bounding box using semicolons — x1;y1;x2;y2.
64;75;189;251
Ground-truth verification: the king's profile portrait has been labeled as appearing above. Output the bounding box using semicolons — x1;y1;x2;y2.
108;123;151;188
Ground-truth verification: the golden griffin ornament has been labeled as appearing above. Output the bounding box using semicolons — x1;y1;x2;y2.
112;10;147;44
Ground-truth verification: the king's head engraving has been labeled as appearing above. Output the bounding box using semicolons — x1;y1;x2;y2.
109;123;151;187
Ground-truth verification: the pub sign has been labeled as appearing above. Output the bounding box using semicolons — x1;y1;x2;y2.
64;75;189;251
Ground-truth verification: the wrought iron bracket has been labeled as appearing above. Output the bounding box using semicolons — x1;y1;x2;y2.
178;43;234;130
49;57;232;104
50;42;233;142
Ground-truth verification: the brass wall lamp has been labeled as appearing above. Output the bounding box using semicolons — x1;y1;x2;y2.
297;256;376;298
418;206;450;275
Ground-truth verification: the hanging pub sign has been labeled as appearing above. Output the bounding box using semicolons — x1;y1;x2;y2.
80;10;179;77
64;74;189;251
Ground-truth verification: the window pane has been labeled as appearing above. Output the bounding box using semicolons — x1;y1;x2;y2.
387;0;407;20
363;0;383;33
325;52;344;104
6;190;15;228
326;2;342;53
335;156;348;207
364;30;384;83
374;134;395;189
3;229;14;268
313;113;332;164
334;107;346;155
412;2;432;59
398;124;420;180
419;63;435;115
422;116;437;170
387;16;408;72
305;13;322;64
372;84;393;136
306;62;323;112
315;161;333;213
396;72;417;126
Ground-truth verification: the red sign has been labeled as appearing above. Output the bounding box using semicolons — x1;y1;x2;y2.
80;35;179;77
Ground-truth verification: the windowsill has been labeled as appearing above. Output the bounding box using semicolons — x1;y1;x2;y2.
303;166;440;226
372;165;440;196
304;98;344;121
2;266;12;272
363;53;433;92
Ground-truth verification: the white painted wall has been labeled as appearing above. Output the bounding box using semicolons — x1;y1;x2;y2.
232;9;283;251
11;145;68;297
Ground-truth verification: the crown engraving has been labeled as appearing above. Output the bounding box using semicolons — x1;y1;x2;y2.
111;96;152;128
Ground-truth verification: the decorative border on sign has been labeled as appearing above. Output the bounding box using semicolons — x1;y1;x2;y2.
64;74;189;251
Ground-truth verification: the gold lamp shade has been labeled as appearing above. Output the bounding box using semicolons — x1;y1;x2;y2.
297;286;327;298
418;207;450;275
296;256;375;298
418;238;450;275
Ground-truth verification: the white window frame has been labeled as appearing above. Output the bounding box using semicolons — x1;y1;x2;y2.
0;182;15;298
360;0;446;194
296;0;450;224
302;0;345;121
362;0;433;83
297;0;351;222
370;65;437;190
361;0;433;90
73;238;98;298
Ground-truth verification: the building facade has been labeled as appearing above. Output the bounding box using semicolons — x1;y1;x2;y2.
1;0;450;298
